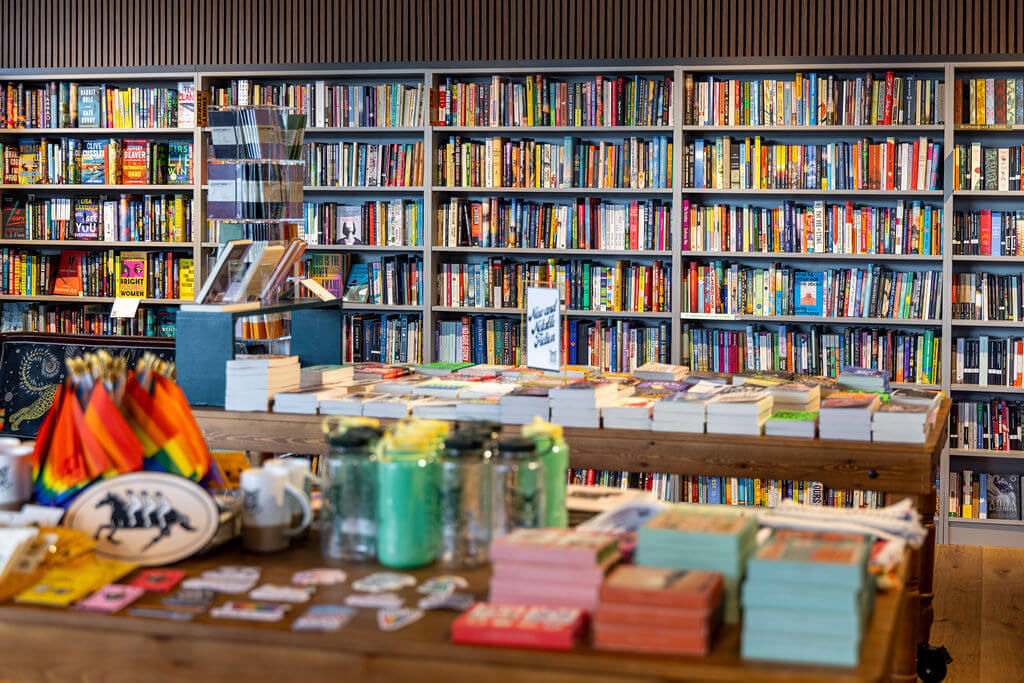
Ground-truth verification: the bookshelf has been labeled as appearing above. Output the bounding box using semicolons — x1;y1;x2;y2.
8;61;1024;547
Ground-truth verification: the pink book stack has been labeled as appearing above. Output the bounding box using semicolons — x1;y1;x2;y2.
488;528;621;612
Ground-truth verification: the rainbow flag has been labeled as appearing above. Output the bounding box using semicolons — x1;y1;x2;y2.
33;388;96;506
83;382;144;473
122;374;198;480
153;374;211;480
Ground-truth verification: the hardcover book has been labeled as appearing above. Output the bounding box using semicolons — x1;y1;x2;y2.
52;251;87;296
599;565;723;612
77;86;102;128
451;603;586;650
793;272;824;316
987;474;1021;520
121;139;150;185
81;140;107;184
167;141;192;184
117;251;148;298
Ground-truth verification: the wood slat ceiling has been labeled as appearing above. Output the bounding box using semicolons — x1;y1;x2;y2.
0;0;1017;70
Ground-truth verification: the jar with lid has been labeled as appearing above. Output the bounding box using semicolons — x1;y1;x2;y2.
376;429;439;568
492;437;546;539
438;433;492;568
321;426;381;561
522;419;569;527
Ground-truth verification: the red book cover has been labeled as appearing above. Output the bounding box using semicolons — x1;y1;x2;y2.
120;139;150;185
980;210;992;254
600;566;723;612
885;139;895;191
910;140;920;190
882;71;894;125
954;79;963;125
995;79;1007;125
451;603;586;650
593;622;713;655
52;250;86;296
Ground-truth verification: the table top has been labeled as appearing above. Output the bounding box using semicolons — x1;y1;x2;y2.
0;536;907;683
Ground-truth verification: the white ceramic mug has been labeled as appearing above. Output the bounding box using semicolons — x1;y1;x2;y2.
0;444;33;511
239;468;312;552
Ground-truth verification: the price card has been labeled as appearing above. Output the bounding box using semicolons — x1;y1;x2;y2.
110;297;142;319
299;278;337;301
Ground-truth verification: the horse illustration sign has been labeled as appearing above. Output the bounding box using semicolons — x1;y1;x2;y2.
65;472;220;566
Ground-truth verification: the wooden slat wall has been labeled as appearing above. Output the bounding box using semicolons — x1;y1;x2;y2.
1;0;1019;70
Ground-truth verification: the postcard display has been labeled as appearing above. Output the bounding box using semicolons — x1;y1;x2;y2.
177;107;343;405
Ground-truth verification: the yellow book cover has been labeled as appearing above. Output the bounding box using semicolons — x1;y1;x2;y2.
117;250;148;298
179;258;194;300
976;79;986;126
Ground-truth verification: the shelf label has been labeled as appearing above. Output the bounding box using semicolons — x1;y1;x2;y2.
526;286;561;372
299;278;337;301
110;297;142;319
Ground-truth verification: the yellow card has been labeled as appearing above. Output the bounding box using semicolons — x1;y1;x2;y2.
211;451;251;489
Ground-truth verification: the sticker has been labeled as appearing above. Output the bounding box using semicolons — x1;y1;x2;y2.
352;572;416;593
208;566;261;579
162;588;216;609
377;607;424;631
75;584;145;613
209;601;291;622
128;569;187;593
292;605;356;632
292;569;347;586
345;592;403;609
181;576;257;594
128;606;197;621
417;575;469;595
418;591;475;612
249;584;314;603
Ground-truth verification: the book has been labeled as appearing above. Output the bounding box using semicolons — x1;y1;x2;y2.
177;81;196;128
818;392;882;441
489;528;619;567
631;362;689;381
871;401;933;443
167;141;192;183
747;529;870;588
120;139;150;185
51;250;87;296
81;140;107;183
77;86;102;127
117;251;148;298
987;474;1021;520
599;566;723;612
299;364;354;389
838;366;891;392
450;603;586;650
793;272;824;316
765;410;818;438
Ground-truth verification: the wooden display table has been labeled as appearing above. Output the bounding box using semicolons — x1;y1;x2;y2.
193;400;950;681
0;535;911;683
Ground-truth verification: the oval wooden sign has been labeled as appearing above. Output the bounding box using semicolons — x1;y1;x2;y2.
65;472;219;566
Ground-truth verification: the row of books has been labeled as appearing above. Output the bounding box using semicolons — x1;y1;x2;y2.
433;74;673;128
338;255;422;306
952;272;1023;321
434;197;671;251
0;81;196;129
953;335;1024;387
437;258;671;313
685;72;943;126
344;313;422;364
208;80;426;128
683;325;940;385
303;141;424;187
2;302;176;337
435;135;673;189
2;194;192;242
950;471;1021;520
3;138;192;185
681;262;942;320
950;399;1024;452
953;209;1024;256
954;77;1024;126
299;252;347;299
300;199;423;246
952;143;1024;190
434;316;670;372
683;136;942;191
0;248;192;299
682;200;942;256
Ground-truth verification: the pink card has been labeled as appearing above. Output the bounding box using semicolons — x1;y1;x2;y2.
75;584;145;613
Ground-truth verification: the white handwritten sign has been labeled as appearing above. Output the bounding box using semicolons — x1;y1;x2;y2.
525;287;561;371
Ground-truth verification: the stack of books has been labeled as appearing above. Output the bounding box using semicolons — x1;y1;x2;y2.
635;505;757;623
488;528;620;612
272;385;349;414
451;603;587;650
771;382;822;411
548;380;621;428
819;392;883;440
650;381;725;432
318;391;385;416
631;362;689;381
838;366;890;393
602;381;691;430
593;566;723;655
873;387;944;442
225;355;300;411
705;386;774;436
298;364;354;388
765;410;818;438
742;529;873;667
499;385;551;424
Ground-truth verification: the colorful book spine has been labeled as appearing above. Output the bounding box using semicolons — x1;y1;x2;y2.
952;336;1024;387
304;141;424;187
301;199;423;246
949;399;1024;451
344;313;422;364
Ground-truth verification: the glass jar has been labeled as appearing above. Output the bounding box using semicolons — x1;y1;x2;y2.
523;420;569;528
492;437;546;539
321;426;380;561
376;431;439;568
438;434;492;568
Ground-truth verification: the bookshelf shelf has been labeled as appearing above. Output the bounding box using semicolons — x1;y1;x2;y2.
680;313;942;326
307;244;425;252
891;382;943;391
303;126;425;134
953;125;1024;133
434;306;671;318
681;188;944;197
681;124;945;133
434;246;670;256
301;185;424;193
951;255;1024;262
948;518;1024;527
0;294;189;305
0;240;193;249
0;184;192;191
435;187;673;195
950;448;1024;460
950;384;1024;394
433;125;673;134
342;303;423;312
952;190;1024;197
0;127;195;134
681;251;942;261
950;319;1024;328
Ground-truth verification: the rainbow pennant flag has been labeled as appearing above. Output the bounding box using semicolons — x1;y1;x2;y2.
33;386;97;506
122;374;198;480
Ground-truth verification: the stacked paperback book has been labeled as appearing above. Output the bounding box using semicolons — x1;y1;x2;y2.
871;388;943;443
451;603;587;650
593;565;723;655
705;386;774;436
548;379;623;428
818;392;884;440
742;529;873;667
488;528;620;612
765;381;824;438
635;506;757;623
224;355;300;411
601;380;692;430
499;385;552;424
650;380;724;432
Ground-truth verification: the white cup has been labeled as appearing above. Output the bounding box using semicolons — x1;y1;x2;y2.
0;445;33;511
239;467;312;552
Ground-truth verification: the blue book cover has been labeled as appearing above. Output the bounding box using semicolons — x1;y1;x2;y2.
793;272;823;316
741;630;860;667
694;139;704;188
992;212;1003;256
77;86;102;128
568;319;578;364
809;73;817;125
708;476;720;505
473;317;486;363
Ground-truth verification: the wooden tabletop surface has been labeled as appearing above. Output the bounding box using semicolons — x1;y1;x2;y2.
0;535;908;683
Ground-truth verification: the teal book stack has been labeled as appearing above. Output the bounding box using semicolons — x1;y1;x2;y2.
741;529;874;667
634;505;757;623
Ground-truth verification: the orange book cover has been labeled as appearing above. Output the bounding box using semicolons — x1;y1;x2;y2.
120;139;149;185
52;250;86;296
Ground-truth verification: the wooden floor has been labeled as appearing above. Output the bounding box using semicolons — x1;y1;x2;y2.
932;544;1024;682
